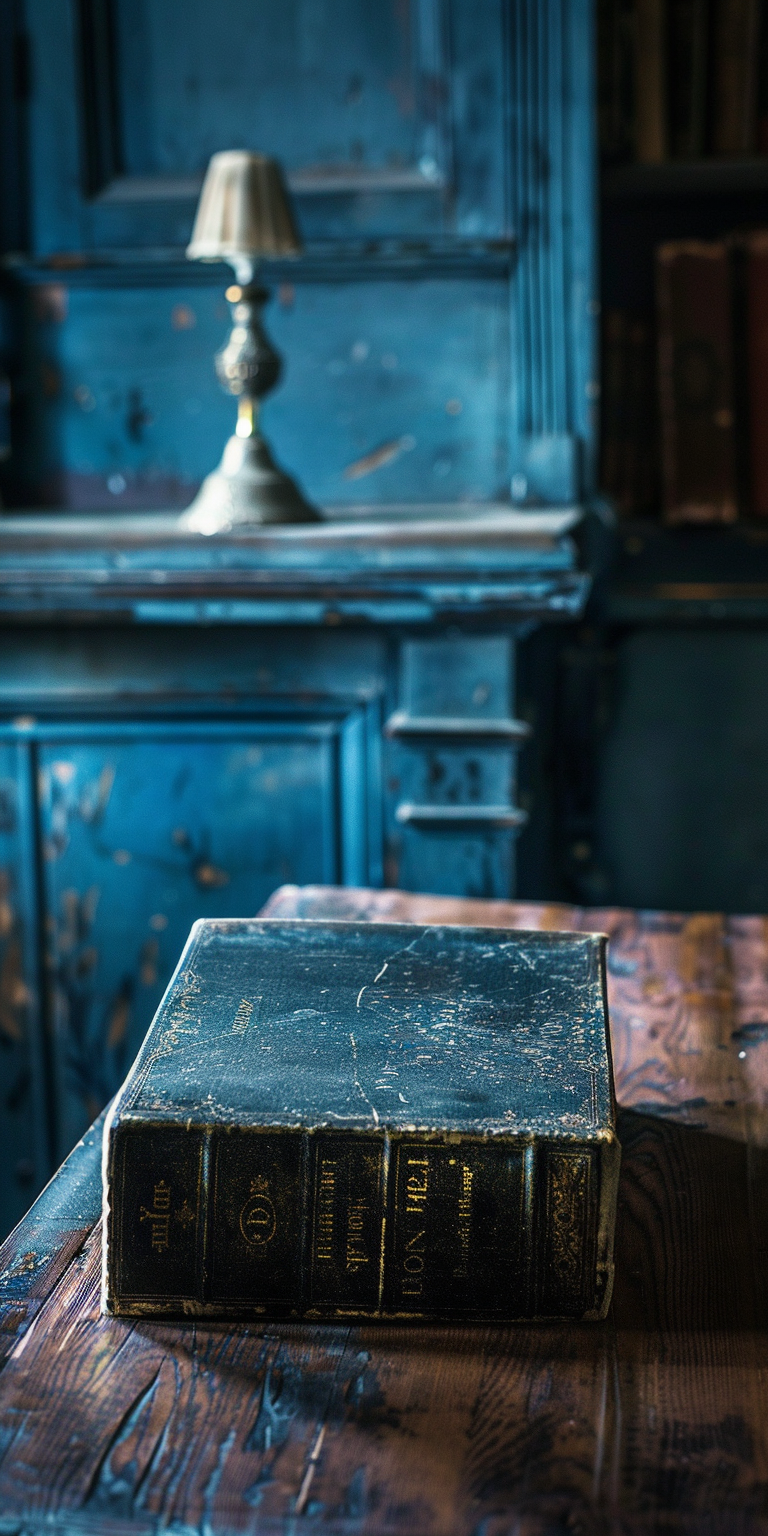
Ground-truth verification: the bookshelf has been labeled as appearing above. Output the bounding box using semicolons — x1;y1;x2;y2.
603;157;768;194
598;0;768;522
547;5;768;918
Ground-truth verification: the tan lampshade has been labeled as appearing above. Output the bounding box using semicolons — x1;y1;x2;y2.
186;151;301;266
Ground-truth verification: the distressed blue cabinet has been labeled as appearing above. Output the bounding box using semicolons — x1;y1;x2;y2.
37;719;372;1154
0;0;597;1234
0;512;586;1213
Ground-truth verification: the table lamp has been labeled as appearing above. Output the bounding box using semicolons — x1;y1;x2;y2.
181;151;320;532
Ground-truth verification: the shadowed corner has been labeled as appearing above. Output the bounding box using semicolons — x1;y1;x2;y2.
614;1106;768;1333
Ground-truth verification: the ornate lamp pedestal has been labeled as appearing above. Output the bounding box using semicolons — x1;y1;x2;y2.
180;150;320;533
181;283;319;533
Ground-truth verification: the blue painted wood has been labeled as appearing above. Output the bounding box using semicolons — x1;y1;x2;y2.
507;0;598;504
21;0;485;251
385;634;523;895
2;0;598;511
0;0;598;1233
0;515;587;1206
32;721;369;1156
10;272;515;509
0;510;588;622
0;742;49;1238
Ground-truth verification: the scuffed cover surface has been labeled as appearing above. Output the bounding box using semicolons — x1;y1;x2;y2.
113;919;613;1138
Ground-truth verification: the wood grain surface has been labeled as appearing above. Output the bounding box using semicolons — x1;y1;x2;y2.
2;885;768;1534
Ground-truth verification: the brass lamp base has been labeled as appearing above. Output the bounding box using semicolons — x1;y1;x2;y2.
180;429;321;534
183;154;318;532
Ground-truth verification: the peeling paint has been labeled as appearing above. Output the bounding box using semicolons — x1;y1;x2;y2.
343;436;416;480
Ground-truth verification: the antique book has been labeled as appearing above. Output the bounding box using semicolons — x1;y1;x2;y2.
657;240;738;523
102;918;620;1322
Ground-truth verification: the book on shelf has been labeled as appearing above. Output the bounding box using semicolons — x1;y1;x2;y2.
598;0;766;164
635;0;668;161
656;239;738;523
601;308;659;516
668;0;710;158
102;918;620;1323
712;0;761;155
598;0;637;163
738;231;768;517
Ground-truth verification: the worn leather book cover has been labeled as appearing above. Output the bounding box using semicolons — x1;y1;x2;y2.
657;240;738;524
102;919;619;1322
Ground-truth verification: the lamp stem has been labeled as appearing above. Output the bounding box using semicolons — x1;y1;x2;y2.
180;278;320;531
232;255;255;287
236;396;256;438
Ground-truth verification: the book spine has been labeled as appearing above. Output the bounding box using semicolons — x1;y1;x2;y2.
667;0;710;158
745;236;768;519
104;1122;612;1320
758;4;768;153
600;310;630;511
657;240;738;524
635;0;668;163
711;0;760;156
598;0;637;162
600;309;658;516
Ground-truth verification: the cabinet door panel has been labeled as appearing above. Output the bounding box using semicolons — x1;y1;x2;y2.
0;744;48;1234
26;0;509;250
37;726;347;1157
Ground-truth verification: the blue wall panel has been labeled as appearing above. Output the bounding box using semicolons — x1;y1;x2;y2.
18;273;511;508
0;743;48;1236
36;722;366;1155
3;0;597;510
115;0;440;183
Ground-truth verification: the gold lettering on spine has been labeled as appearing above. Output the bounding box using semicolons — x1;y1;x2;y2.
402;1154;429;1297
140;1180;172;1252
453;1163;473;1278
240;1177;277;1246
315;1158;337;1263
345;1195;369;1273
405;1156;428;1214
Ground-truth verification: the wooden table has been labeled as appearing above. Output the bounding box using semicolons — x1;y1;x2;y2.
2;884;768;1534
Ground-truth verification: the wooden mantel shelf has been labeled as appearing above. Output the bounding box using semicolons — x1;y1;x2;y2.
0;509;587;626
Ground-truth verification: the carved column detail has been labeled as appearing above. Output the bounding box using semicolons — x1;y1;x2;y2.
386;635;531;897
508;0;598;505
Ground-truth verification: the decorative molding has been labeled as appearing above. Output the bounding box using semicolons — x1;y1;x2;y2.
395;803;528;828
508;0;598;502
97;166;447;204
2;238;515;288
76;0;122;197
385;713;532;741
73;0;453;211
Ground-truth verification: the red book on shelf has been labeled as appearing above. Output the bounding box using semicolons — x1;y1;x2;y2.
657;240;738;525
